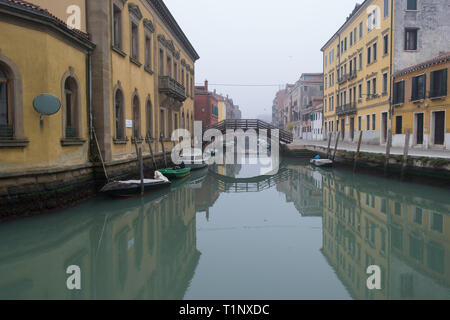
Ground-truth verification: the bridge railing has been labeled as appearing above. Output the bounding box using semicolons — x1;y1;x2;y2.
205;119;293;144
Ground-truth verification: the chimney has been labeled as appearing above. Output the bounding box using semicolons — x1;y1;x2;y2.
205;80;208;92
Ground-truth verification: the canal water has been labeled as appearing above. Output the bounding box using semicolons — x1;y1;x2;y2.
0;155;449;300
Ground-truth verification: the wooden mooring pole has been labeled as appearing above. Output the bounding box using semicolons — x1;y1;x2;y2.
332;132;341;162
326;132;333;159
138;146;144;196
384;129;392;175
93;129;109;182
160;133;168;168
401;130;411;180
146;132;157;170
353;131;363;173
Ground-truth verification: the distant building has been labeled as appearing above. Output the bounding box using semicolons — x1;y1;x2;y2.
224;96;242;120
194;80;219;128
296;74;324;140
212;92;227;122
272;88;289;128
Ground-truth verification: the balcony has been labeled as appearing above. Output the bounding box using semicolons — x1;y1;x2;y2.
337;74;349;85
348;70;357;81
336;102;357;116
158;76;186;102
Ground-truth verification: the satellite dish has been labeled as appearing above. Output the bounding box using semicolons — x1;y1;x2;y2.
33;94;61;116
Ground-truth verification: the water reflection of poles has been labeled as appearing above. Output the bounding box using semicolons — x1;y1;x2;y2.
93;213;109;299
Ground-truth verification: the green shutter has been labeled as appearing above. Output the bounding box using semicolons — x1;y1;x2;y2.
412;77;417;100
430;70;435;97
443;69;448;96
422;74;427;99
401;81;405;103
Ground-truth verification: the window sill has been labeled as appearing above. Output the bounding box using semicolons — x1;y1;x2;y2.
144;66;154;75
113;138;129;145
61;138;86;146
404;49;418;52
112;46;127;57
130;57;142;67
131;137;144;144
0;138;29;148
393;103;404;108
411;98;425;104
429;95;446;101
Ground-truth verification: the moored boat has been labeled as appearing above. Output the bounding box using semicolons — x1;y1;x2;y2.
100;171;171;198
158;167;191;179
310;158;333;168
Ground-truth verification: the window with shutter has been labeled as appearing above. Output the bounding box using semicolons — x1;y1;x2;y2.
430;69;448;98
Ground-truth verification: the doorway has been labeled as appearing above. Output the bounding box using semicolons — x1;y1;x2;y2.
350;117;355;141
433;111;445;145
415;113;424;145
382;112;388;143
341;118;345;140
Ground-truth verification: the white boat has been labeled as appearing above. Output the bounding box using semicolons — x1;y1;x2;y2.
310;158;333;168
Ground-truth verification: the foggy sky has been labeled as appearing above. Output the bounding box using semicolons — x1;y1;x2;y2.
164;0;361;119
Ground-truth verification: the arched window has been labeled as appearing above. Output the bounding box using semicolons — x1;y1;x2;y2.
115;89;125;139
0;55;25;145
146;97;152;137
132;94;141;139
64;77;79;138
0;67;11;137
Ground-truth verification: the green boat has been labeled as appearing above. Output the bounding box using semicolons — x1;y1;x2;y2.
158;167;191;179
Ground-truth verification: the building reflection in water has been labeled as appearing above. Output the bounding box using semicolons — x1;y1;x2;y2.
0;159;448;300
279;161;450;300
0;185;200;300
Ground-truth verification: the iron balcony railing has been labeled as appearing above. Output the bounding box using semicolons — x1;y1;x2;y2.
337;74;349;85
159;76;186;102
0;124;13;138
348;70;357;80
336;102;357;116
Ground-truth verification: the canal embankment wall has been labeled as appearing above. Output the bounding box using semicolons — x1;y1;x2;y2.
282;144;450;186
0;152;174;220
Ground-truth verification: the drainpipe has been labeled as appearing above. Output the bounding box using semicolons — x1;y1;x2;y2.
88;52;93;141
389;0;394;130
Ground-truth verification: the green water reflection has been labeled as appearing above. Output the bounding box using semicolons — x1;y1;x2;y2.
0;159;449;300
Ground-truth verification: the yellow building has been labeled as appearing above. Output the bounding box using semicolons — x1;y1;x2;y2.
87;0;199;166
322;0;450;146
0;0;199;216
0;0;95;211
392;53;449;149
322;0;393;145
218;99;226;123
